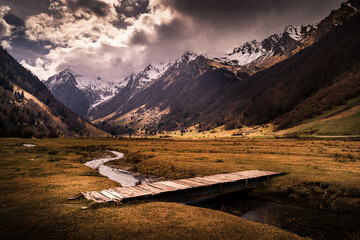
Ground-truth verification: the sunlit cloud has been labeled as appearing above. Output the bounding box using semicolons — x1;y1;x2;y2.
1;40;12;50
20;0;181;80
0;6;13;38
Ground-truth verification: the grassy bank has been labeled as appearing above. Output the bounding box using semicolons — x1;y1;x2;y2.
0;138;305;240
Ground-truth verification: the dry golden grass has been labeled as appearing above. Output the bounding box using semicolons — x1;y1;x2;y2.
0;138;305;240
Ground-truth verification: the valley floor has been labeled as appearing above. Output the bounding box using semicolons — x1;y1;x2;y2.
1;137;359;239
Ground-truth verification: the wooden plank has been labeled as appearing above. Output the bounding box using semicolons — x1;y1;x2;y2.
191;177;220;185
217;173;243;180
203;173;239;180
240;172;266;178
145;183;176;192
102;190;124;200
176;179;208;187
106;189;125;199
101;190;122;200
112;187;141;198
160;181;190;190
136;183;165;194
128;185;154;196
198;177;223;184
239;170;273;177
124;186;153;197
122;186;150;197
147;182;178;192
204;175;239;183
230;172;252;179
89;191;112;202
232;172;262;179
222;173;245;180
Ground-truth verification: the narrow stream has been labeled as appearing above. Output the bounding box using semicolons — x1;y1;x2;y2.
196;192;360;240
84;151;156;187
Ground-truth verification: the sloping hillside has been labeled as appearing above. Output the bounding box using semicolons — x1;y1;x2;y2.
276;97;360;136
0;47;107;137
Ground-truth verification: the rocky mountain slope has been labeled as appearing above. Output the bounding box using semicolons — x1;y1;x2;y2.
45;68;119;117
88;52;245;131
87;60;176;121
0;47;107;138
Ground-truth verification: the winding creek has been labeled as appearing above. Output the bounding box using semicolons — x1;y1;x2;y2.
85;152;360;240
84;151;156;187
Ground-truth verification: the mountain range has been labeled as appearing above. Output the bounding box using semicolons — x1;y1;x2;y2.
2;0;359;137
84;0;359;134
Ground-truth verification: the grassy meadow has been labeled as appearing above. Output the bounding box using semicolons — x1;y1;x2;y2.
1;137;359;239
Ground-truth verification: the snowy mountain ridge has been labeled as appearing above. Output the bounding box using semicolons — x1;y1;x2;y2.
120;52;199;94
122;61;173;95
44;68;122;116
46;67;119;97
218;24;317;68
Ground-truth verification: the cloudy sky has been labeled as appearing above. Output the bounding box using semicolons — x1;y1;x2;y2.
0;0;343;82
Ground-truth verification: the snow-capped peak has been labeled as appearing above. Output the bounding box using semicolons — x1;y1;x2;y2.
175;51;199;66
283;24;316;41
45;68;120;109
122;61;174;93
45;67;78;89
224;39;268;66
135;62;172;89
216;22;319;67
232;40;262;55
62;67;74;73
284;25;302;41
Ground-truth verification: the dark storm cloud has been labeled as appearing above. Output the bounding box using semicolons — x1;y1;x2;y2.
6;22;52;64
2;0;50;20
130;30;149;45
162;0;344;24
112;0;149;29
4;14;25;27
8;39;51;64
69;0;112;17
116;0;149;18
155;18;192;41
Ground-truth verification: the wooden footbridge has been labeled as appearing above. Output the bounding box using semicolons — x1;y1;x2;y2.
82;170;282;203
